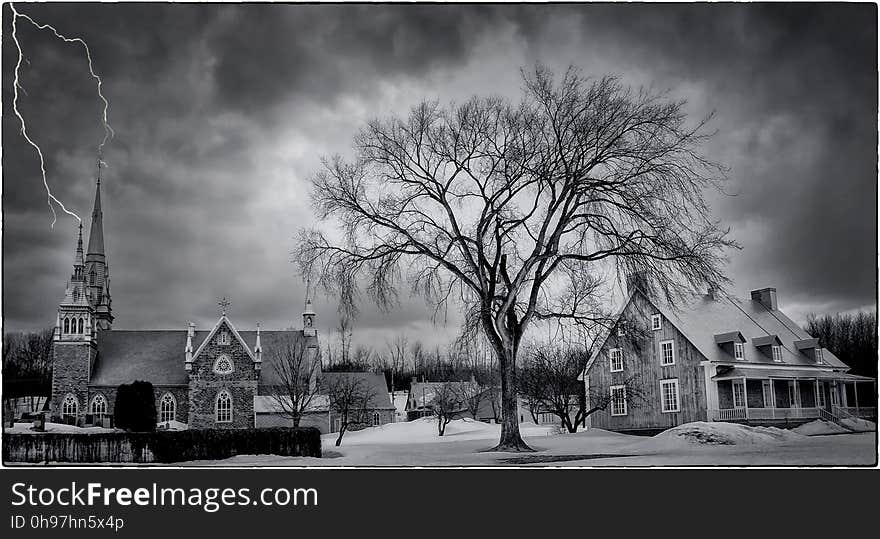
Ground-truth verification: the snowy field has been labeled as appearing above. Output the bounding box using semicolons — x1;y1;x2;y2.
181;418;877;467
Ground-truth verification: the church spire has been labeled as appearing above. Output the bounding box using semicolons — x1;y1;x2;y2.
73;223;84;276
85;154;113;330
86;157;105;259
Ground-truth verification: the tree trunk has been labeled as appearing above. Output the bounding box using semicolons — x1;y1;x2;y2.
292;415;301;429
489;344;533;452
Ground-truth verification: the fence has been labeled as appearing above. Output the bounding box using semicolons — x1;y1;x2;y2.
3;427;322;464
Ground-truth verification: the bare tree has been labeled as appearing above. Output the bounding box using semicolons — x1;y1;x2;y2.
386;334;409;396
268;335;322;428
336;316;353;366
432;382;463;436
806;311;877;377
297;65;734;451
325;374;377;447
454;379;486;420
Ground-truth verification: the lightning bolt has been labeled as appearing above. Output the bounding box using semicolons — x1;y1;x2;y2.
9;3;115;227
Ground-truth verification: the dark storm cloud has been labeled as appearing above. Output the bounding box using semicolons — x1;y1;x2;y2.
2;3;875;345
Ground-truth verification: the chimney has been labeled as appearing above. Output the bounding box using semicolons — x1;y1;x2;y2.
625;271;649;295
750;287;778;311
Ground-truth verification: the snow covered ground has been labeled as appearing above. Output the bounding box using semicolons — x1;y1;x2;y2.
5;421;122;434
179;418;877;467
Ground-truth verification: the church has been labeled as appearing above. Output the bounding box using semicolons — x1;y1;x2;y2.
49;176;394;432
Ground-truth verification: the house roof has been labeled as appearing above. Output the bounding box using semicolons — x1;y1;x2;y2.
406;381;480;411
320;372;394;410
588;289;850;373
90;328;309;387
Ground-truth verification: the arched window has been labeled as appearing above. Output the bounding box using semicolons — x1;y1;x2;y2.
89;269;97;286
62;394;78;418
213;354;234;375
91;394;107;419
215;390;232;423
63;318;70;334
78;318;84;334
372;412;380;426
160;393;176;423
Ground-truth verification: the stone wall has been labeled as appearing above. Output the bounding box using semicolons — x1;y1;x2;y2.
50;342;95;420
86;385;189;425
187;321;259;429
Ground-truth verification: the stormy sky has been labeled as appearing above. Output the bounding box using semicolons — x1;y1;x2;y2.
2;3;876;349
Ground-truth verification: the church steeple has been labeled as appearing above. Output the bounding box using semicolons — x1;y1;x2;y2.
85;157;113;330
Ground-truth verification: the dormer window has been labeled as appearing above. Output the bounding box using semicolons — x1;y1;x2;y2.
651;314;662;331
734;342;744;360
815;348;825;364
772;345;783;362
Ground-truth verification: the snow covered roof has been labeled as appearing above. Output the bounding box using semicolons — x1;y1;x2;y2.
588;288;850;372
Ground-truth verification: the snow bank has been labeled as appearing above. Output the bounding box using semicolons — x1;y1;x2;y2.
840;418;876;432
631;421;805;452
157;420;189;431
792;420;849;436
325;417;559;445
4;422;121;434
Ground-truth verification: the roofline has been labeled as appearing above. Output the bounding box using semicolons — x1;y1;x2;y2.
191;315;256;363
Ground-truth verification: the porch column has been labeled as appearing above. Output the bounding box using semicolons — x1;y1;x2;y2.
742;376;749;420
769;378;776;419
854;382;860;414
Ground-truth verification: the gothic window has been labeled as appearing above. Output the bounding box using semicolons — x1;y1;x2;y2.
213;354;234;375
160;393;176;423
63;318;70;334
62;394;78;418
91;394;107;418
78;318;84;334
372;412;380;426
215;390;232;423
89;269;97;286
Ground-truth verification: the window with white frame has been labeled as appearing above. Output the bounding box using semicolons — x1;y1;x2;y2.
213;354;234;375
660;340;675;366
815;348;825;364
609;348;623;372
215;390;232;423
734;342;744;360
610;386;627;416
62;394;78;418
160;392;176;423
772;345;783;362
816;382;826;408
90;394;107;418
660;379;680;413
651;314;662;331
732;381;746;408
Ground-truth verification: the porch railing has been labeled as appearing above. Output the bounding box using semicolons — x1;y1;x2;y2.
708;407;821;422
833;406;877;421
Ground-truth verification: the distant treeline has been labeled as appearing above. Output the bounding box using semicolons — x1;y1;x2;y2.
3;328;53;398
805;310;877;378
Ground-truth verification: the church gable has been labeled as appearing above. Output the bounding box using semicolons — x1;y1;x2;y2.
189;318;257;378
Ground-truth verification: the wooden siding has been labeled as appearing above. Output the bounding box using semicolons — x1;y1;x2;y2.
587;292;708;432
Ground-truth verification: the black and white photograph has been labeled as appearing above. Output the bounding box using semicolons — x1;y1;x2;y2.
1;1;877;468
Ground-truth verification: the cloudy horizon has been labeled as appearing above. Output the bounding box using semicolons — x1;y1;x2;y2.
2;3;876;350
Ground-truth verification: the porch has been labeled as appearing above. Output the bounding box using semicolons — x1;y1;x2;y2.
707;368;876;424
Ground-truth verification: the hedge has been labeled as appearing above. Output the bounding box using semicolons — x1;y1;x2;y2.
3;427;321;464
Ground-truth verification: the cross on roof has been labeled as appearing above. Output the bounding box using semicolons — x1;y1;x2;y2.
218;297;230;316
